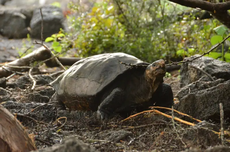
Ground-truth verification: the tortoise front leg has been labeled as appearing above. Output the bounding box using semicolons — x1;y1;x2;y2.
152;83;174;108
97;88;124;120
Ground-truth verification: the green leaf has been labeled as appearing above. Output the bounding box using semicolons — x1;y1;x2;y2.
213;25;228;36
51;2;61;8
210;35;223;45
45;37;54;42
56;33;65;38
188;48;195;54
205;52;222;59
52;41;62;53
224;53;230;62
51;34;57;38
176;49;188;56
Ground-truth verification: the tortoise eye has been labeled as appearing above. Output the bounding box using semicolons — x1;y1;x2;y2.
152;63;157;66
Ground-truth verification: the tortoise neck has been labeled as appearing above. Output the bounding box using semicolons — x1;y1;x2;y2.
139;74;154;98
144;72;162;93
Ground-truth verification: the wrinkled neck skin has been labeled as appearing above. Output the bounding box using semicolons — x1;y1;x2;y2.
129;75;152;103
125;72;163;104
144;72;162;93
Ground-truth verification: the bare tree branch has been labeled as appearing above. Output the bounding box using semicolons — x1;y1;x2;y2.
169;0;230;11
211;11;230;29
168;0;230;28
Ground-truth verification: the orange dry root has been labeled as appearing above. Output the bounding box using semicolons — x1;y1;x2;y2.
120;110;154;122
120;108;196;126
121;106;230;143
150;106;202;123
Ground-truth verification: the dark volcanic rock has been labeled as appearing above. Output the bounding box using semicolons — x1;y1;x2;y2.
176;78;224;101
0;77;6;88
180;55;230;87
176;79;230;121
30;5;66;39
0;7;32;38
0;0;9;5
34;136;98;152
0;87;11;101
176;55;230;121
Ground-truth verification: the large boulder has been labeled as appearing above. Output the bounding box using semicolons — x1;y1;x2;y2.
30;5;66;39
0;7;33;38
180;54;230;87
176;79;230;121
0;0;9;5
176;55;230;121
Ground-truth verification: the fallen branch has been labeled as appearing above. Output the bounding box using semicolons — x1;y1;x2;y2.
0;47;51;78
0;46;80;78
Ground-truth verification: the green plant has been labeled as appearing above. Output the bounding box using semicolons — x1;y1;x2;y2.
206;25;230;61
18;34;34;57
62;0;194;62
49;0;229;63
174;16;221;59
45;32;66;54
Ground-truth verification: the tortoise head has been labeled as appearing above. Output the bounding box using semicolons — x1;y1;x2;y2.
145;59;166;92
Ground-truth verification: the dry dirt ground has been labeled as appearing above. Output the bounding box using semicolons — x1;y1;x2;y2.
0;0;229;147
1;65;229;151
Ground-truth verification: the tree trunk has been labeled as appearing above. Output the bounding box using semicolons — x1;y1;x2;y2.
0;105;36;152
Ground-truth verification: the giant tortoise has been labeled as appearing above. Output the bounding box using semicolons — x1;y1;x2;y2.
50;53;173;119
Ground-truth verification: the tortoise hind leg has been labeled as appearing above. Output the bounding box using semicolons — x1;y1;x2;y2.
49;93;66;110
97;88;124;120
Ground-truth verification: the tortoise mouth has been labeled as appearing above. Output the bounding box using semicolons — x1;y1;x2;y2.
151;63;166;77
154;68;166;76
154;67;166;75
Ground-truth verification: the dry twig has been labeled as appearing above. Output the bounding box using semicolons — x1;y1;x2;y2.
14;113;47;125
53;117;67;129
219;103;225;145
40;8;44;42
28;67;36;90
189;65;215;81
171;106;188;148
123;122;166;130
34;41;66;70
